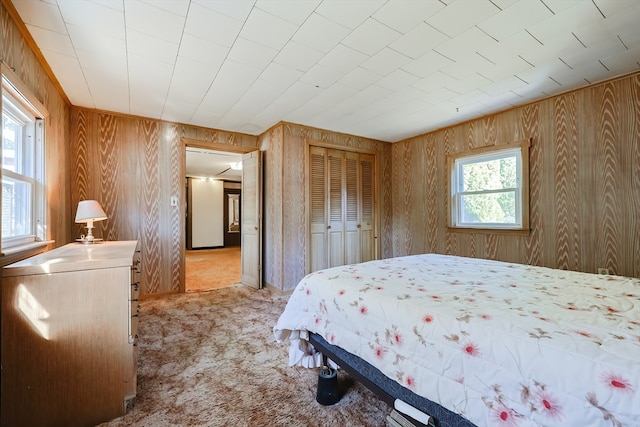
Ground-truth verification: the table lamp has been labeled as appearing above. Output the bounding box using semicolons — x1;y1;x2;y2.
75;200;108;243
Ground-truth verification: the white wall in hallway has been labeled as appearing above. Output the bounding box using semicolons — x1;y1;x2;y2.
192;179;223;248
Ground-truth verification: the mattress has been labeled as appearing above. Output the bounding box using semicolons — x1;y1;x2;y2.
274;254;640;427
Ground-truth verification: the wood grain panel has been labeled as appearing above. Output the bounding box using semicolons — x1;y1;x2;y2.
425;136;438;251
139;120;161;294
98;114;120;242
442;129;456;256
260;126;284;288
485;233;498;260
553;94;580;271
538;100;557;268
72;110;89;202
596;83;622;275
391;72;640;278
402;141;414;255
168;124;182;293
391;141;404;256
377;141;392;259
630;76;640;278
522;104;541;266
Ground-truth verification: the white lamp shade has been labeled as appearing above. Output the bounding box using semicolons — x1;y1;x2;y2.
75;200;108;223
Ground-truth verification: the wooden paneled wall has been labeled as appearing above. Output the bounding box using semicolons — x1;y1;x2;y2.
1;0;71;251
261;122;392;291
69;108;258;296
391;72;640;278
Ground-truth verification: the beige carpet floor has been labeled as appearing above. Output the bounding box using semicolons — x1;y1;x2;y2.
186;247;241;292
99;285;389;427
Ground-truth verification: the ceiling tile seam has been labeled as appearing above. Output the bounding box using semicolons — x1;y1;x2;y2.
598;60;610;72
430;48;456;64
423;21;452;44
187;1;253;124
222;3;400;126
590;0;607;19
517;55;535;68
547;76;562;87
514;75;529;85
572;32;588;49
558;57;573;70
524;29;544;46
313;0;389;33
476;25;499;43
200;2;335;124
124;0;132;115
475;51;497;66
58;0;98;109
487;0;506;12
538;0;557;15
617;36;629;51
155;0;194;118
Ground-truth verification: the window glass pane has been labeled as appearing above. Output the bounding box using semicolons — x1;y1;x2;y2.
462;155;517;191
2;98;35;178
2;176;32;237
2;111;22;173
460;191;516;224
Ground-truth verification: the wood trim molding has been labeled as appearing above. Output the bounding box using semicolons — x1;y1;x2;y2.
1;63;49;117
304;138;378;155
181;138;257;154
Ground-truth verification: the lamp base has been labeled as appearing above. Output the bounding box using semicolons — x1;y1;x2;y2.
76;238;104;244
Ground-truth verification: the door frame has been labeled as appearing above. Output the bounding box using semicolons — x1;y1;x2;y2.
179;138;258;293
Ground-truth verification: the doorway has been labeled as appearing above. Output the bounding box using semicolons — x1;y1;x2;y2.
184;145;243;292
185;247;241;292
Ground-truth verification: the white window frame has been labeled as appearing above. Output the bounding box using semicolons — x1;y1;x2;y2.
1;66;48;254
448;140;530;233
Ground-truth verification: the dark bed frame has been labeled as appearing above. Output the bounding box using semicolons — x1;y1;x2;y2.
309;332;477;427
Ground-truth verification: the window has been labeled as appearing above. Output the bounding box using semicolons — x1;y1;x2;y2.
1;71;46;251
449;141;530;231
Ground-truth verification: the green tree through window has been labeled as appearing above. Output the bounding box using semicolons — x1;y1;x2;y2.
450;141;530;231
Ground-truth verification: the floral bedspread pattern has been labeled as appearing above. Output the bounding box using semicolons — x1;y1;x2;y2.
273;254;640;427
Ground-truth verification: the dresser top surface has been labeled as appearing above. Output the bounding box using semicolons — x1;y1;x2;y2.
2;241;139;277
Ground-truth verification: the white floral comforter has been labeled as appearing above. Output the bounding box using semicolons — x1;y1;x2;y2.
273;254;640;427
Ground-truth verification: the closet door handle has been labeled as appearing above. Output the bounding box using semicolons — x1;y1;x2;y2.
327;225;331;229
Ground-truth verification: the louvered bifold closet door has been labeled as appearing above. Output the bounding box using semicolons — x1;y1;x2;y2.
327;149;345;268
344;151;360;265
308;145;377;273
359;154;375;262
309;146;328;272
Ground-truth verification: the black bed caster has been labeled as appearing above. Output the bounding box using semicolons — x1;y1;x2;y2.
316;366;340;405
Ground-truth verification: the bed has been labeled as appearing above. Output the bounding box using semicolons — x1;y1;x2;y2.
273;254;640;427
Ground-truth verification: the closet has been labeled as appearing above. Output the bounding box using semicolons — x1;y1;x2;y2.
307;144;377;273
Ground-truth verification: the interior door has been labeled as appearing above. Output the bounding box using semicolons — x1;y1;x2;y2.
309;146;327;272
241;150;262;289
359;154;375;262
344;151;359;265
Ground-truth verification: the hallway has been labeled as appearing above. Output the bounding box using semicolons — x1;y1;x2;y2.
185;247;241;292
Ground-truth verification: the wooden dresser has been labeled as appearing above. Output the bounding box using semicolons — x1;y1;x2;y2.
1;240;140;427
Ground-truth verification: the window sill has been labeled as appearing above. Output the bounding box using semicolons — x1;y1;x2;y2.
448;227;530;236
1;240;54;267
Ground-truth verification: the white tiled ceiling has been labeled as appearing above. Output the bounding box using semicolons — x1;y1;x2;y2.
11;0;640;142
